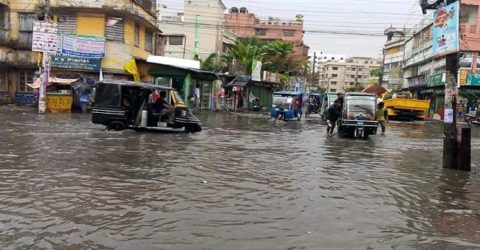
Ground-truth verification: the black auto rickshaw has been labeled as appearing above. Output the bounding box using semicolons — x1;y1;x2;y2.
338;92;378;139
91;80;201;133
304;93;322;118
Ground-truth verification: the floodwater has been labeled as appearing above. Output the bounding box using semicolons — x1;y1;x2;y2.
1;106;480;249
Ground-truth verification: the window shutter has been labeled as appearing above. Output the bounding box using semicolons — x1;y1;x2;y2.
145;30;153;52
57;13;77;35
106;17;124;42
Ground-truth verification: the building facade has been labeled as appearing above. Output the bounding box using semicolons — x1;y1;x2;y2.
382;27;409;90
158;0;228;60
0;0;160;105
224;7;309;59
319;57;382;93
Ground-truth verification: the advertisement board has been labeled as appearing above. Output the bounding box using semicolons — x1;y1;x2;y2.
32;21;58;53
61;35;106;58
432;2;460;57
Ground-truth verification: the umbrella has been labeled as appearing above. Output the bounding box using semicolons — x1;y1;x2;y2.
363;85;387;96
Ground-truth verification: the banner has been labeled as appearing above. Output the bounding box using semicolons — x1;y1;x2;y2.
61;35;106;58
32;21;58;53
251;60;262;81
124;59;140;82
51;54;101;71
432;1;459;57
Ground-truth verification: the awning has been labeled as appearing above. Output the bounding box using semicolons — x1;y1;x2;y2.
226;76;251;88
27;77;79;89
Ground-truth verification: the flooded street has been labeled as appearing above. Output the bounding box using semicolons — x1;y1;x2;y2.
1;107;480;249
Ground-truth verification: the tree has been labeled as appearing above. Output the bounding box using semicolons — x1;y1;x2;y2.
295;14;304;22
201;53;228;72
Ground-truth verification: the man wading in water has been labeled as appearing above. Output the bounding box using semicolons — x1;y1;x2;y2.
326;99;342;136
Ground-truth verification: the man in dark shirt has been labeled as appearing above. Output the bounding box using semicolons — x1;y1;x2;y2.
152;91;175;119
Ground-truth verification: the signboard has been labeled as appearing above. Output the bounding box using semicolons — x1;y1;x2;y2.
15;92;36;105
51;54;101;71
32;21;58;53
432;1;460;57
427;73;445;87
61;35;106;58
459;69;469;86
467;72;480;86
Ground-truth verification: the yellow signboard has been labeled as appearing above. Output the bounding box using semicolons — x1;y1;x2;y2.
46;94;73;113
459;68;469;86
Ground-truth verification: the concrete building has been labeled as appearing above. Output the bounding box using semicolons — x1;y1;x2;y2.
224;7;309;59
382;27;409;90
0;0;160;104
309;51;346;73
158;0;230;60
401;1;480;118
318;57;382;93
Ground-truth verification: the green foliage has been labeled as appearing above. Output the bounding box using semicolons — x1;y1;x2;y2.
369;68;382;78
201;53;228;72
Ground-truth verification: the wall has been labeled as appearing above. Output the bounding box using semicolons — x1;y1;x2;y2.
460;0;480;51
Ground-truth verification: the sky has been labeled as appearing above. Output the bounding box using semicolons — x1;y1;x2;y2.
158;0;426;59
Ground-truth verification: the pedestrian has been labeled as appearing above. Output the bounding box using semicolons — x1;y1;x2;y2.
377;102;389;135
79;92;89;113
457;100;465;119
326;99;342;136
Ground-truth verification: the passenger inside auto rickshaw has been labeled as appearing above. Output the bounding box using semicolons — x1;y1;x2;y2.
152;90;175;123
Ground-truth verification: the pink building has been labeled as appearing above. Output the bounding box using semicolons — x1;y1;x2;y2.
460;0;480;51
224;7;309;59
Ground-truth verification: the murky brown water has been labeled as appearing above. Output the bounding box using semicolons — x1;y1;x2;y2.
1;107;480;249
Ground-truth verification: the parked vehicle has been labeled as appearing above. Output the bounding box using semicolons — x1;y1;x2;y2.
465;114;480;126
270;91;303;121
381;92;430;121
92;80;201;133
338;92;378;139
305;93;322;118
320;92;339;120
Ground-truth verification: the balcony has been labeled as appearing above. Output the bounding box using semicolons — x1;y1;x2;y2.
50;0;157;27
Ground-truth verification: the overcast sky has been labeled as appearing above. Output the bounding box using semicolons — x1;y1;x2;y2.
158;0;426;59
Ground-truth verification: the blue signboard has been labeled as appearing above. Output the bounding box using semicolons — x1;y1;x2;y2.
15;92;36;105
467;72;480;86
432;1;459;57
51;54;101;71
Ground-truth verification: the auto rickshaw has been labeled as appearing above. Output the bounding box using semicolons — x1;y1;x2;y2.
338;92;378;139
304;93;322;118
91;80;201;133
270;91;303;121
320;92;339;120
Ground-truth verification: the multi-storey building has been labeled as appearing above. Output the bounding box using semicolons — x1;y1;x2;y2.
382;27;409;90
224;7;309;59
158;0;229;60
0;0;160;104
319;57;381;93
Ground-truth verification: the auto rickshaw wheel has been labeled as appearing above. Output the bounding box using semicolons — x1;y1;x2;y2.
108;121;126;131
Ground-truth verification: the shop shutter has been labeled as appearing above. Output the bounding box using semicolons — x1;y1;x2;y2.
106;17;124;42
57;13;76;35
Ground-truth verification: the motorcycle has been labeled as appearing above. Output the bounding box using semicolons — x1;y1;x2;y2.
465;114;480;126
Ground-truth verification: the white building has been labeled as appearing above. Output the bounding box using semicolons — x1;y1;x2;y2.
158;0;230;60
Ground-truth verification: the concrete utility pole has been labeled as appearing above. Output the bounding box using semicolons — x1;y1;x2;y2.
421;0;471;171
312;52;317;92
38;0;52;114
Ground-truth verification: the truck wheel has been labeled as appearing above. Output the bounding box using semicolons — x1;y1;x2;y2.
108;121;126;131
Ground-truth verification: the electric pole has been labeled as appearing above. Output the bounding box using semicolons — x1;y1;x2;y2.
38;0;52;114
312;52;317;92
421;0;471;171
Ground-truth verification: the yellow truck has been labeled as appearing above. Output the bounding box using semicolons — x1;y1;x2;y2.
381;93;430;121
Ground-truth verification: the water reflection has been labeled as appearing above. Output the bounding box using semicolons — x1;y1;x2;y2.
0;108;480;249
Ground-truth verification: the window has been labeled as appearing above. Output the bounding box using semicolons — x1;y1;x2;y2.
460;4;478;24
19;13;34;46
0;71;7;92
169;36;184;46
350;82;355;85
105;17;124;42
332;74;338;78
331;81;337;85
0;4;7;29
351;75;356;78
255;28;267;36
332;67;338;70
331;88;337;92
134;24;140;47
351;67;356;71
145;30;153;52
283;29;295;37
18;71;34;92
358;68;363;72
57;13;76;35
